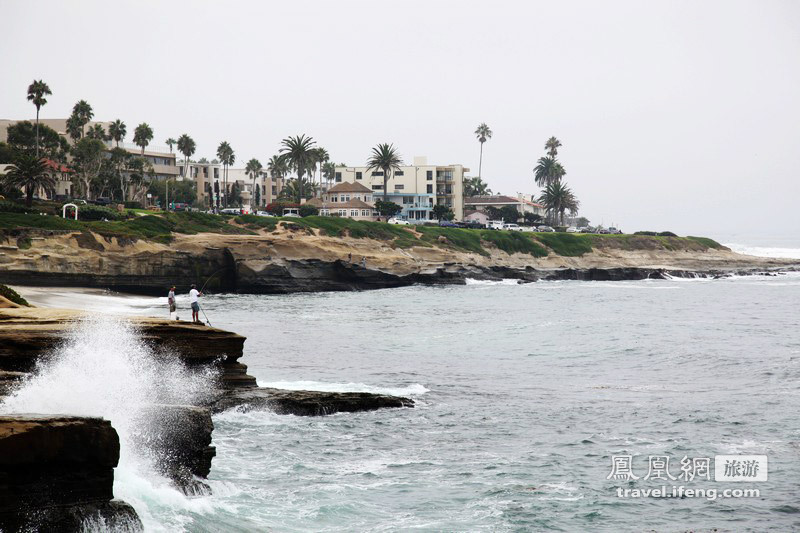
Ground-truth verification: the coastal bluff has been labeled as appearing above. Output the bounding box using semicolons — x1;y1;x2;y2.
1;224;797;295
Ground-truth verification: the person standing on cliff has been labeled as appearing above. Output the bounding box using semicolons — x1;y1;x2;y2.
168;286;177;320
189;284;203;324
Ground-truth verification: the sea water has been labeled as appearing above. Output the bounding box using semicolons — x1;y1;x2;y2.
5;269;800;531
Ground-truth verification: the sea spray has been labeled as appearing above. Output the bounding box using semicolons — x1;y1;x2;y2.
0;316;218;532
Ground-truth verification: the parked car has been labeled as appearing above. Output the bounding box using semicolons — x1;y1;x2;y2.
220;208;241;215
283;213;301;218
438;220;458;227
388;217;411;225
579;227;593;233
487;220;505;230
256;211;274;217
463;221;486;229
607;227;623;234
502;223;523;231
92;197;112;206
598;228;611;234
537;225;555;232
566;226;580;233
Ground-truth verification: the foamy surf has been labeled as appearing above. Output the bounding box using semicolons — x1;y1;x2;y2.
0;316;216;533
260;380;429;396
723;243;800;259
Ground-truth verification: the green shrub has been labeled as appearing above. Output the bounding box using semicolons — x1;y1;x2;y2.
634;231;657;236
235;214;278;231
0;200;33;214
299;204;319;217
416;226;487;255
534;232;594;256
686;236;724;249
480;231;548;257
78;204;123;221
0;283;29;306
657;231;678;237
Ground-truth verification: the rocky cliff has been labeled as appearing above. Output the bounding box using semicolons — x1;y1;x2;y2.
1;225;796;295
0;415;142;532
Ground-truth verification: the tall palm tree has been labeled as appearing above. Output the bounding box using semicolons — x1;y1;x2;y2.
279;135;317;203
464;176;492;197
71;100;94;138
108;120;127;147
165;138;177;153
322;161;336;189
216;141;235;207
365;143;403;202
245;158;263;208
314;147;329;192
2;154;54;207
533;156;565;187
267;154;288;200
133;123;153;156
26;80;52;158
66;115;83;141
539;181;578;226
545;136;562;158
177;134;196;182
474;123;492;181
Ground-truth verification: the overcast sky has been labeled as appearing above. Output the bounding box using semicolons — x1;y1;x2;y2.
1;0;798;237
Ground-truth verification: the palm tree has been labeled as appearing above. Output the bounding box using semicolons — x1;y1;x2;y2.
474;123;492;181
245;158;263;208
2;154;55;207
278;177;316;203
464;176;492;197
66;115;83;141
533;156;565;187
86;123;107;141
279;135;317;203
365;143;403;202
165;138;177;153
133;123;153;156
216;141;235;207
539;181;578;226
177;134;196;187
545;136;562;158
108;120;127;147
267;154;288;200
71;100;94;138
26;80;52;158
314;147;329;192
322;161;336;189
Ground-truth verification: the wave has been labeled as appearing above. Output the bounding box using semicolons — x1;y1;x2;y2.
465;278;524;286
724;243;800;259
259;380;429;396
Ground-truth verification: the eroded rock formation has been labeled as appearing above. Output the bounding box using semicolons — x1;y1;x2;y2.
0;415;142;532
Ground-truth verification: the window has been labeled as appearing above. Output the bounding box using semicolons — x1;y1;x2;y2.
321;209;329;216
272;186;277;195
343;194;350;202
361;210;369;216
426;170;433;180
356;171;362;179
372;185;383;190
395;170;404;176
365;195;372;202
335;172;342;182
403;196;413;204
395;184;404;190
338;209;347;216
371;171;384;176
426;184;433;194
331;195;338;202
350;210;358;217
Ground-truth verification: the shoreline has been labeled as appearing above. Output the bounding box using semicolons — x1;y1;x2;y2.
1;224;799;295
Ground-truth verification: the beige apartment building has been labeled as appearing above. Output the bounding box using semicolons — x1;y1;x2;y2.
334;157;466;221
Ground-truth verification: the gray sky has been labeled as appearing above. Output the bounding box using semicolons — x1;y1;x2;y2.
2;0;798;236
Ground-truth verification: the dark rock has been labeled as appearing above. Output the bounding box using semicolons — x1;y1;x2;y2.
132;405;215;493
0;415;142;532
212;387;414;416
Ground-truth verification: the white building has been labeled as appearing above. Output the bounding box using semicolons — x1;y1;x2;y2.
334;156;467;221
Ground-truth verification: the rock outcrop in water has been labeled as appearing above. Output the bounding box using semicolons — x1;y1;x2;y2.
0;307;414;503
0;415;142;532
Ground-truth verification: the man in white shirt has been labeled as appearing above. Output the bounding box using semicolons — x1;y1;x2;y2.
189;284;203;324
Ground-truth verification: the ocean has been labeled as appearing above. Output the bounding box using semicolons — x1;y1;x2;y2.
3;242;800;532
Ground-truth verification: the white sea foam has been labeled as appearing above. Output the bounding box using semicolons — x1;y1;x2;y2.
0;316;217;532
724;243;800;259
259;380;429;396
465;278;524;286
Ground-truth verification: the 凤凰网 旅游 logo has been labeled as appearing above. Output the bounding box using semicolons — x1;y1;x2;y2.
607;454;767;482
